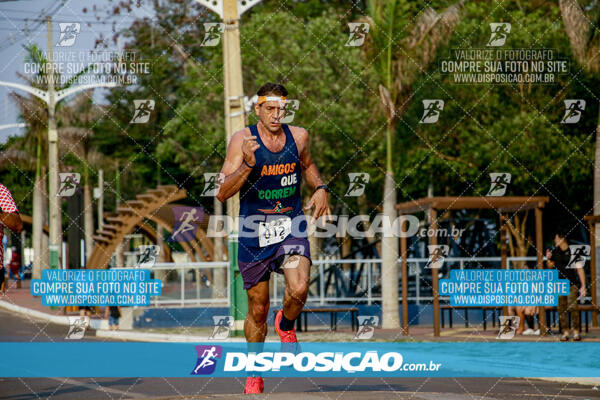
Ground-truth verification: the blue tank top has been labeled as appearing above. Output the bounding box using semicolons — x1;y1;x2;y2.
238;124;306;263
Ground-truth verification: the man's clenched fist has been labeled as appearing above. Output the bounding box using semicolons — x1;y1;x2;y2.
242;135;260;166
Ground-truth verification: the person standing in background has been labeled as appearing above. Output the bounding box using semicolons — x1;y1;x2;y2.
0;183;23;293
546;231;587;341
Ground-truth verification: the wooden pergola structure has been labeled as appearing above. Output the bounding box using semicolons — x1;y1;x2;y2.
396;196;549;337
582;215;599;326
88;185;218;268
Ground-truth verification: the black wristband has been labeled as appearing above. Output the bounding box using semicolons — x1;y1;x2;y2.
316;184;330;193
243;159;255;168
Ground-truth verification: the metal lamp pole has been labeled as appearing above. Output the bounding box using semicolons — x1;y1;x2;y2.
194;0;262;335
0;16;119;269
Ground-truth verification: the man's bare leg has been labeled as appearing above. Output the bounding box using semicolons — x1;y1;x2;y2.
281;256;311;323
515;306;525;335
244;280;270;342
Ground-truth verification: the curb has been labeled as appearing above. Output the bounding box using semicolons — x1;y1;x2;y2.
95;329;247;342
0;299;108;329
535;377;600;387
0;299;248;342
0;299;70;326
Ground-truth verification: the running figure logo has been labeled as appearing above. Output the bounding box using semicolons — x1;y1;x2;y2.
354;315;379;339
408;262;420;276
425;245;449;269
201;23;224;46
567;245;589;269
345;172;370;197
56;22;80;47
487;172;511;196
191;345;222;375
201;173;225;197
487;23;511;47
281;100;300;124
346;23;370;47
497;316;519;339
419;100;444;124
282;244;306;269
169;206;204;243
136;245;160;268
209;316;233;340
561;100;586;124
130;100;155;124
66;316;90;339
58;173;80;197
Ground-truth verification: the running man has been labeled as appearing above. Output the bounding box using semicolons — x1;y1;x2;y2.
217;83;330;394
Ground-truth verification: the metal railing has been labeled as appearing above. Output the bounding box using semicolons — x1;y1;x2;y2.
150;261;229;306
147;256;577;307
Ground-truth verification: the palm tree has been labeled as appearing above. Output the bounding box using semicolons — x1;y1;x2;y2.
5;44;95;276
361;0;465;329
5;84;51;279
559;0;600;308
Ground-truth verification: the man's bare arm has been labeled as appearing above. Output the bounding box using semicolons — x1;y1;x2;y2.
0;212;22;233
294;127;330;219
545;249;554;268
577;268;586;291
296;128;324;189
216;130;259;203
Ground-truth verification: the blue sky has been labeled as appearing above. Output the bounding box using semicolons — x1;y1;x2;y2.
0;0;153;143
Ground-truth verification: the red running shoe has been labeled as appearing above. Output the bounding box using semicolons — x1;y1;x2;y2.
274;309;298;343
243;376;264;394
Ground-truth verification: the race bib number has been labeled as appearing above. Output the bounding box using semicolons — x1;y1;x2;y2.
259;217;292;247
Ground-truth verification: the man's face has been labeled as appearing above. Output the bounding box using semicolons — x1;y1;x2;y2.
255;99;286;133
554;234;565;247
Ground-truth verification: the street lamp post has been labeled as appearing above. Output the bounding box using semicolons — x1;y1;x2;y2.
195;0;262;335
0;16;119;270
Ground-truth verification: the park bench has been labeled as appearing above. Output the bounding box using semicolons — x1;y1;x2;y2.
274;307;359;332
440;305;502;330
441;304;598;333
544;304;597;333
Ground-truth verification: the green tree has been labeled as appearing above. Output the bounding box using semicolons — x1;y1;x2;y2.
361;0;465;329
559;0;600;307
